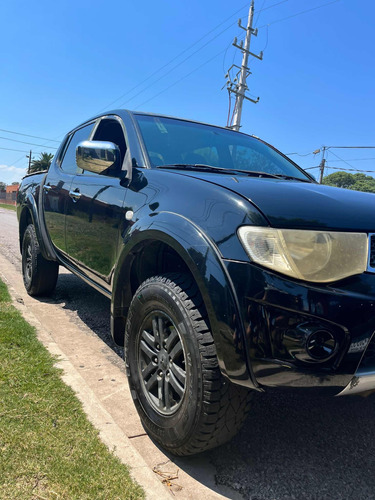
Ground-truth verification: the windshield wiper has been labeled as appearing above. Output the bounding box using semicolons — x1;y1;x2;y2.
156;164;235;174
156;164;281;178
156;164;311;182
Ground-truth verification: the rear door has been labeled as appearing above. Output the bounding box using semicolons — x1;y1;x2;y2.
43;122;96;254
65;116;129;290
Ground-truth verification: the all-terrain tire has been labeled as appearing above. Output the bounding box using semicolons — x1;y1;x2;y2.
22;224;59;296
125;272;252;456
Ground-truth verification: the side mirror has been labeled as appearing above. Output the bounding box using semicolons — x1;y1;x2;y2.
76;141;121;174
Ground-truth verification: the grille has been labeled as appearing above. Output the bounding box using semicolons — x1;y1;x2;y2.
368;234;375;270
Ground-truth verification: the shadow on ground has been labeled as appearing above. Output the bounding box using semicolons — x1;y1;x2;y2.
45;272;123;357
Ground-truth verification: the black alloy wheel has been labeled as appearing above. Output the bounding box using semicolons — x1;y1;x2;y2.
125;273;252;456
137;311;186;416
24;239;33;288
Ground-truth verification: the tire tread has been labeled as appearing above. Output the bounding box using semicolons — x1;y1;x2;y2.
131;272;252;456
22;224;58;296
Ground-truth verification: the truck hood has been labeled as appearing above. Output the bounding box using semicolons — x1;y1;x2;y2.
176;171;375;232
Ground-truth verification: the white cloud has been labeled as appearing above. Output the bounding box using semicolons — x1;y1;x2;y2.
0;164;27;185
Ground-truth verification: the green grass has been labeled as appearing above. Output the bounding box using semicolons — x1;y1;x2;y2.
0;279;144;500
0;203;16;211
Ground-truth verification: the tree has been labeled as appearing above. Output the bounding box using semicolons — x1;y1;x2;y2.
29;152;54;173
323;171;375;194
322;171;356;189
0;182;6;192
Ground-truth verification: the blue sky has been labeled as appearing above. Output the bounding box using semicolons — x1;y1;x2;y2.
0;0;374;184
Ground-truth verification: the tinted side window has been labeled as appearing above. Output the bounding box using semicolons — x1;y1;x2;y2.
60;123;95;175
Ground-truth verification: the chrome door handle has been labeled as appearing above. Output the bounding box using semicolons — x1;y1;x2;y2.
69;189;81;201
43;184;52;192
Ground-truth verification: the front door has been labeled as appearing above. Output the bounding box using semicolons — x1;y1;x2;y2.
43;122;96;254
65;117;128;289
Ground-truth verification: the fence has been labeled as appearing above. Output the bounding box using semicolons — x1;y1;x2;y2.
0;192;17;206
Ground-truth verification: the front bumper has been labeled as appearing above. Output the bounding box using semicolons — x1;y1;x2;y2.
225;260;375;396
338;331;375;395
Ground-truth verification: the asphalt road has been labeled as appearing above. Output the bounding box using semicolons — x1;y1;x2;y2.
2;207;375;500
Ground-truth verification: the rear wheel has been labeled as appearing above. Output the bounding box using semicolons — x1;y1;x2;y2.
22;224;59;296
125;273;252;456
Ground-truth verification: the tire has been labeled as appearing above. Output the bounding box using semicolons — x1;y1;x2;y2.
22;224;59;296
125;273;252;456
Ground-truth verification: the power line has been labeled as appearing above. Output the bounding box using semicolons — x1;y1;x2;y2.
7;154;29;168
133;0;342;114
327;157;375;162
306;165;375;173
288;146;375;157
327;149;362;172
0;128;60;143
0;146;31;153
328;166;375;173
255;0;267;25
257;0;341;29
237;0;342;45
313;145;375;181
118;24;238;109
327;146;375;149
120;2;284;111
134;2;290;113
260;24;270;52
0;135;57;150
134;50;225;110
100;0;289;113
255;0;288;14
97;2;253;113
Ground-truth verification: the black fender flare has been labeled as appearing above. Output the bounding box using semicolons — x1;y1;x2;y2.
18;178;57;261
111;211;259;390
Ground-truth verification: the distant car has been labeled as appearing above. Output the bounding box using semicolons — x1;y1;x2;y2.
17;110;375;455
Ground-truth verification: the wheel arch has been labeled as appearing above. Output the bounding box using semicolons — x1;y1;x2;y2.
18;192;51;259
18;181;57;261
18;204;33;254
111;211;258;389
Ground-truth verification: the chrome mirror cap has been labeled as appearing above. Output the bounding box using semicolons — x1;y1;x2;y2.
76;140;121;174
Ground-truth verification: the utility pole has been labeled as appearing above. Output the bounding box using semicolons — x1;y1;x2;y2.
319;147;327;183
225;0;263;131
26;150;32;174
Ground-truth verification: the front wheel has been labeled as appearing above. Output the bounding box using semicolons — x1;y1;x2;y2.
125;273;252;456
22;224;59;296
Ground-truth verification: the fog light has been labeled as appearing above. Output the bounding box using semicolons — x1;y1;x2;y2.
306;330;336;360
283;323;338;363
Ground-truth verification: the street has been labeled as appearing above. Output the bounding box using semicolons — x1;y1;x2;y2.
1;207;375;500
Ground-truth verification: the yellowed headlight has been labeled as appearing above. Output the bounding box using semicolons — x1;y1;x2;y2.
238;227;368;283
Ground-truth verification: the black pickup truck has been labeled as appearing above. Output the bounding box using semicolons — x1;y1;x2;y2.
17;110;375;455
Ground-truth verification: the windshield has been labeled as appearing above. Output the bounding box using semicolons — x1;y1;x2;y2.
135;114;311;181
